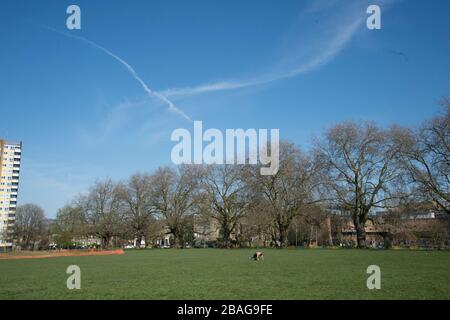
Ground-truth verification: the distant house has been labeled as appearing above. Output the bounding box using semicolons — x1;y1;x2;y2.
155;230;172;248
338;211;449;248
340;218;388;245
408;211;448;220
72;236;102;248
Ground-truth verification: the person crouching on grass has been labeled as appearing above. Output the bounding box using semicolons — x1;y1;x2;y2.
250;251;264;261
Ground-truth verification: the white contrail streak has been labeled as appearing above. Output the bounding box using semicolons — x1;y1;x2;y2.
45;27;192;121
161;17;363;99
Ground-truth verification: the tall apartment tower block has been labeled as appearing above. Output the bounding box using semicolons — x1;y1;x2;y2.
0;139;21;250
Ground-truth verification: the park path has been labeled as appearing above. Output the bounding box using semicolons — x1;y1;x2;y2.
0;249;125;260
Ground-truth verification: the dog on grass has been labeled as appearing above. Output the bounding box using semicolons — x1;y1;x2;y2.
250;251;264;261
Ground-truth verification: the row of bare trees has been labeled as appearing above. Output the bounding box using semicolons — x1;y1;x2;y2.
14;100;449;249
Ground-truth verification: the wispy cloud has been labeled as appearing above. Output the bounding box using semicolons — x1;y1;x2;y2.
160;1;373;99
77;97;151;145
162;19;362;98
44;26;192;122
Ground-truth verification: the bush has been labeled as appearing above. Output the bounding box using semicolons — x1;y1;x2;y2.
384;239;392;250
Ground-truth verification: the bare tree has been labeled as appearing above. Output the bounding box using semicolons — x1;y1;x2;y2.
397;100;449;213
241;202;273;247
81;179;123;248
248;142;321;247
116;173;155;247
13;204;46;250
53;205;87;237
314;122;402;248
143;217;166;247
202;164;251;248
190;198;222;247
150;165;200;247
52;204;88;248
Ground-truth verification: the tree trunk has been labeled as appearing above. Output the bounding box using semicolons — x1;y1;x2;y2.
222;227;231;248
221;218;238;248
354;218;366;248
169;225;181;248
173;230;180;248
101;236;109;249
136;235;142;248
278;225;288;247
326;216;333;246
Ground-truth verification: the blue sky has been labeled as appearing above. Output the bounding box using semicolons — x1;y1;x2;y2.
1;0;449;217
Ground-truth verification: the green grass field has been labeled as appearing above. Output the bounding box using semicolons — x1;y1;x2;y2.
0;249;449;299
